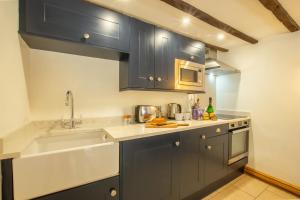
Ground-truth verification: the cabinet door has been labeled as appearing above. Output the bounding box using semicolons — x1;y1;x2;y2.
22;0;130;52
121;134;180;200
178;36;205;64
128;18;155;88
154;28;177;89
34;176;119;200
201;134;229;186
179;131;205;199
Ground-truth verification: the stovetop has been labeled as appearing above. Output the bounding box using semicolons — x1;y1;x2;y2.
216;114;247;120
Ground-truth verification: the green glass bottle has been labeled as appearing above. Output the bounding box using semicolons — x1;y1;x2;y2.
206;97;214;114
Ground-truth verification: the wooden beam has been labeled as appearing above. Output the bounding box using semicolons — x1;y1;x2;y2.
204;42;228;52
160;0;258;44
259;0;299;32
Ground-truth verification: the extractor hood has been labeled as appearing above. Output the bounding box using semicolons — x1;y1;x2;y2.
205;48;240;76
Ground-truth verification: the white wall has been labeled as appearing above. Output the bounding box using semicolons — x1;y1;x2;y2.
217;32;300;186
0;1;30;137
26;49;216;120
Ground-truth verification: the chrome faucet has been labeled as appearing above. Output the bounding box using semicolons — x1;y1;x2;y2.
62;90;81;129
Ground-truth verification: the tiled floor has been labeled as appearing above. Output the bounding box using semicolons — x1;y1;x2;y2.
202;174;299;200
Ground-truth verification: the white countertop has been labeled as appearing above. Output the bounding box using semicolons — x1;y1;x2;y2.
0;116;250;160
105;119;232;141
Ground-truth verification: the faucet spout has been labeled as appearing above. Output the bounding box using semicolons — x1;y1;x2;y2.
64;90;76;129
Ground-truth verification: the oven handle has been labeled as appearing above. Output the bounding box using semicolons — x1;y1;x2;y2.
231;127;250;135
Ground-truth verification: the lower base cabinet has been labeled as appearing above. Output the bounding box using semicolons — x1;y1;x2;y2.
202;134;229;186
120;125;235;200
34;176;119;200
179;131;204;199
121;133;181;200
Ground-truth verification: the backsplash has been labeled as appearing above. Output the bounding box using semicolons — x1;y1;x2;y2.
24;48;216;120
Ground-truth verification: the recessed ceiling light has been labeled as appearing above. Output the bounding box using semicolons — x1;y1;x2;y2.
217;33;225;41
182;17;190;25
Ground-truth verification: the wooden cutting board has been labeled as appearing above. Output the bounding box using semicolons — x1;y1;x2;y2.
145;122;189;128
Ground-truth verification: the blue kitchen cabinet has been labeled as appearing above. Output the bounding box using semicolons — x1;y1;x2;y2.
120;23;178;91
120;18;155;89
179;124;229;199
19;0;130;59
33;176;119;200
120;133;181;200
177;35;206;64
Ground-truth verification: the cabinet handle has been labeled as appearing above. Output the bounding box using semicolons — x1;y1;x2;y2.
206;145;212;150
190;55;194;60
149;76;154;81
175;140;180;147
201;135;206;140
83;33;90;39
110;188;117;197
157;77;162;82
216;128;221;133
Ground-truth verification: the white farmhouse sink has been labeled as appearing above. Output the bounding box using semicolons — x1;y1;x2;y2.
22;130;114;155
13;130;119;200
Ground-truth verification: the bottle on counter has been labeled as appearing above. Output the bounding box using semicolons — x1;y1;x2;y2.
192;98;203;120
206;97;217;121
206;97;214;114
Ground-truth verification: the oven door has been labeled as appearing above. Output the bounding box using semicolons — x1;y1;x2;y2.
228;127;249;165
178;64;203;87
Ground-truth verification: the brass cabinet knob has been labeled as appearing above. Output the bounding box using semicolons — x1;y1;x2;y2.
206;145;212;150
157;77;162;82
83;33;90;39
216;128;221;133
201;135;206;140
110;188;117;197
175;141;180;147
149;76;154;81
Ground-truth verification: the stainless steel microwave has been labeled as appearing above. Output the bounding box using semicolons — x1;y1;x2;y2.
174;59;205;91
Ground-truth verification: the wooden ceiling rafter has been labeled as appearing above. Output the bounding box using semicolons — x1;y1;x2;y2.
258;0;299;32
160;0;259;44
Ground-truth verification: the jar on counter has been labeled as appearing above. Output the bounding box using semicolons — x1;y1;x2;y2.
123;115;132;125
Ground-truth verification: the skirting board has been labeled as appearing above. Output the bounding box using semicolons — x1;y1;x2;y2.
244;166;300;197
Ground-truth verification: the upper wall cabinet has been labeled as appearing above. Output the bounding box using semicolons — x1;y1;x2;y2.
154;28;177;90
177;35;205;64
120;24;177;91
120;19;155;89
19;0;130;59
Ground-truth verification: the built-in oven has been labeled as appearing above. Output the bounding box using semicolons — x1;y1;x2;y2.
174;59;205;91
228;120;250;165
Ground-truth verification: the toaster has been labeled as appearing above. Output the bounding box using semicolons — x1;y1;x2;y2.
135;105;158;123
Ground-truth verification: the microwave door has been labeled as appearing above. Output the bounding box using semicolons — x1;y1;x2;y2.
179;66;203;87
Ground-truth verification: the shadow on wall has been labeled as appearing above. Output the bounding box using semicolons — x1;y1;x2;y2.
216;73;241;111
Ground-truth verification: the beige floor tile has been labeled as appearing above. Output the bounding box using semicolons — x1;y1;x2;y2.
202;174;246;199
202;192;218;200
233;174;268;197
209;186;254;200
256;190;287;200
267;185;299;199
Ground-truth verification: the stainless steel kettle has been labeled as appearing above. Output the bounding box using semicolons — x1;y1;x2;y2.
167;103;182;119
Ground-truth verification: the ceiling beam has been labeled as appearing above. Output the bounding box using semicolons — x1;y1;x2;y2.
204;43;228;52
258;0;299;32
160;0;258;44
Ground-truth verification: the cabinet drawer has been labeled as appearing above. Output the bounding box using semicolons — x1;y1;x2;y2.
200;124;228;138
34;176;119;200
185;124;228;140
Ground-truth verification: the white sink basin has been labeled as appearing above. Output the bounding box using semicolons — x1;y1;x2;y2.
22;130;114;155
13;130;119;200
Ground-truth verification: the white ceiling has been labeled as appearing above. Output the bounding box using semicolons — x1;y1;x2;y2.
87;0;300;50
